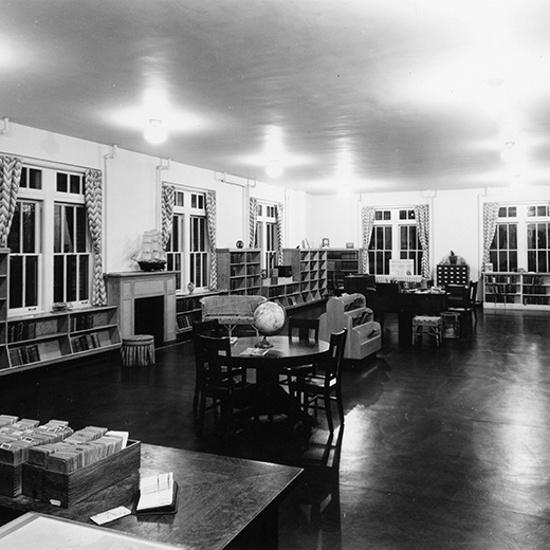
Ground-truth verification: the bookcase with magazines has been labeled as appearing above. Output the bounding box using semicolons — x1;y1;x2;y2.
3;306;121;375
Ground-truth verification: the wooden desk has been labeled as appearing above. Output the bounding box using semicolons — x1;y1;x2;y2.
367;290;448;345
0;444;303;550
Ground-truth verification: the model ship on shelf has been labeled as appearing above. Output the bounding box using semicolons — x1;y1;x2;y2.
135;229;166;271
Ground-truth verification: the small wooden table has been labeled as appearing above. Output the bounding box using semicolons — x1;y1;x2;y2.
229;335;330;421
0;444;303;550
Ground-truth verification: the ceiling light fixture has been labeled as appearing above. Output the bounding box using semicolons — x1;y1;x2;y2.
144;119;167;145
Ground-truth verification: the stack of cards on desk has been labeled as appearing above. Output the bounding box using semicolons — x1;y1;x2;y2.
0;418;73;466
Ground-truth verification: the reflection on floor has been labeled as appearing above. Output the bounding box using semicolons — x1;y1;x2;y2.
1;308;550;549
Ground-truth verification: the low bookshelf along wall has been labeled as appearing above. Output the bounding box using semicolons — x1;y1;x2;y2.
4;306;121;373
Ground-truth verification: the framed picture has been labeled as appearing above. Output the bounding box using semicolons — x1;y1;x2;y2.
346;242;354;249
321;238;330;248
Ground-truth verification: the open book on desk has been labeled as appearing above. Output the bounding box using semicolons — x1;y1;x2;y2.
135;472;179;515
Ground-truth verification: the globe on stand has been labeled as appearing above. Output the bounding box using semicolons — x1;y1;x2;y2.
253;301;286;348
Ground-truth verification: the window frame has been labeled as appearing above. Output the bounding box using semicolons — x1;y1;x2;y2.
255;202;278;274
165;186;210;294
8;164;92;315
490;202;550;273
368;208;423;275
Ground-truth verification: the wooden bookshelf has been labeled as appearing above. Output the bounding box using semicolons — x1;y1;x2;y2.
483;272;550;310
280;248;328;307
326;248;362;292
2;306;121;375
216;248;262;295
0;250;8;371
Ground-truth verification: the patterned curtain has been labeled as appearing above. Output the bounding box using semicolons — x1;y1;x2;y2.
0;155;22;246
249;197;258;248
275;202;284;265
84;169;107;306
205;190;217;289
482;202;500;265
414;204;430;279
161;184;175;250
361;206;376;273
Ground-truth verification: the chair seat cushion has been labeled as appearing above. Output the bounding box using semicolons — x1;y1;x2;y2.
412;315;442;327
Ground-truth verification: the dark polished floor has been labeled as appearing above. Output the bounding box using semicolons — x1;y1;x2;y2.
1;306;550;549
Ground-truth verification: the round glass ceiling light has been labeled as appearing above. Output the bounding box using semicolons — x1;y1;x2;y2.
144;119;167;145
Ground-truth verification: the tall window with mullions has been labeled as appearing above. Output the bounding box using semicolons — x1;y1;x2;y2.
8;200;40;309
489;207;518;272
53;203;90;303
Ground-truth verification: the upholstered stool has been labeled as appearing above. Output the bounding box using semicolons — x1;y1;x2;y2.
121;334;155;366
441;312;460;339
412;315;443;346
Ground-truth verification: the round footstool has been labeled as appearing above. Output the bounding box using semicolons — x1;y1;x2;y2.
121;334;155;367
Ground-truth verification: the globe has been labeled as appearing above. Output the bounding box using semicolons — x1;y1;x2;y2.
253;301;286;348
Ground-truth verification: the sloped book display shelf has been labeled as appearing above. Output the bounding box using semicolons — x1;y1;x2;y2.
0;248;121;375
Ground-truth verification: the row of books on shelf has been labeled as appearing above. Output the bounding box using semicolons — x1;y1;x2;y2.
70;313;98;332
176;311;201;330
176;297;202;313
524;296;550;304
279;291;324;307
8;321;37;342
9;345;40;366
523;286;549;295
71;333;101;352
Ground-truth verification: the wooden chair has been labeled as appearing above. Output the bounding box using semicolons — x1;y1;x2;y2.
192;319;248;413
191;319;221;413
195;334;256;438
291;329;347;433
447;280;478;334
281;316;320;397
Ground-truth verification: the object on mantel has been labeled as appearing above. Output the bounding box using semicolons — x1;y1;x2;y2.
134;230;166;271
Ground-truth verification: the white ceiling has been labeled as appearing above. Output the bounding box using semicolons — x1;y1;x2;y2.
2;0;550;195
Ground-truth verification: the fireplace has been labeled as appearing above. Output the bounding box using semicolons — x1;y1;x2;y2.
104;271;176;345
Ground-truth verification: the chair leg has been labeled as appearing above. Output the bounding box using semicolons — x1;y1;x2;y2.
198;394;206;438
336;387;345;425
193;382;201;413
324;394;334;433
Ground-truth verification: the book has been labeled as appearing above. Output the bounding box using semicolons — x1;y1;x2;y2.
135;472;179;515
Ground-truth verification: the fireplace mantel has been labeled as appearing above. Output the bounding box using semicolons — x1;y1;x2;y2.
104;271;177;344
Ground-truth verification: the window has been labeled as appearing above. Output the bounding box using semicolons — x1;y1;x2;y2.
53;203;90;303
255;203;278;273
490;203;550;273
8;201;40;309
368;208;423;275
7;165;92;313
166;188;210;292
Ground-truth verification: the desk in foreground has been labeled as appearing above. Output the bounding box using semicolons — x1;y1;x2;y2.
0;444;303;550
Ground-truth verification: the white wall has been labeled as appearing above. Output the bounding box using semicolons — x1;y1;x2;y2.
1;122;300;274
4;121;549;282
306;185;550;281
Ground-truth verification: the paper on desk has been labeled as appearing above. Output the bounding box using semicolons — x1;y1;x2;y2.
136;472;174;511
239;347;268;357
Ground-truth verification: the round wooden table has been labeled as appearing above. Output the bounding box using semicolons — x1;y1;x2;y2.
228;335;330;426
